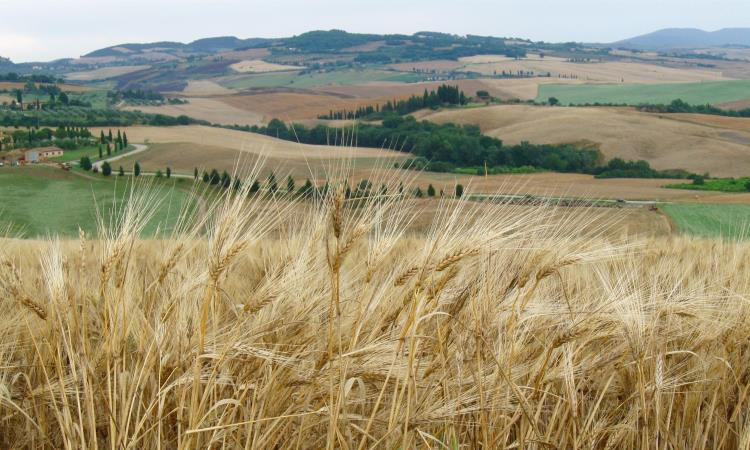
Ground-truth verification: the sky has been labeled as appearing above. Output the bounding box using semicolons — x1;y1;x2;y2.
1;0;748;62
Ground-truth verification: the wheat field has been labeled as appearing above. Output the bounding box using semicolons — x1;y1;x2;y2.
1;170;750;449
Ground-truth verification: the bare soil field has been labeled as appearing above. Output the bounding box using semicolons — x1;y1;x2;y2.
123;97;264;126
419;105;750;176
229;60;303;73
64;65;150;81
459;59;731;83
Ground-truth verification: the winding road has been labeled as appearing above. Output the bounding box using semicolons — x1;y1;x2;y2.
91;143;149;170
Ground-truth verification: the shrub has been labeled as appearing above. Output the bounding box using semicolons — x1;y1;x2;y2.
79;156;92;171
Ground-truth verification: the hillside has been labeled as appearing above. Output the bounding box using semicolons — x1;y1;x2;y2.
615;27;750;50
417;105;750;177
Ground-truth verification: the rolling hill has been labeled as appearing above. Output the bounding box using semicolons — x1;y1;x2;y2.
417;105;750;177
614;28;750;50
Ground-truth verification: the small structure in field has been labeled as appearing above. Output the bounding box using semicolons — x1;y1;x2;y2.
22;146;64;163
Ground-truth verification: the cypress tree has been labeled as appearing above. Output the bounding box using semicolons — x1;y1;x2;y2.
267;172;278;193
133;162;141;177
209;169;221;185
286;175;295;193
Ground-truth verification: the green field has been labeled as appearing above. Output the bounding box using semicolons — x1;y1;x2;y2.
0;166;193;237
223;69;427;90
666;178;750;193
49;144;135;163
662;203;750;239
537;80;750;106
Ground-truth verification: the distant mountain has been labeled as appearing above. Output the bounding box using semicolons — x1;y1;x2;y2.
614;28;750;50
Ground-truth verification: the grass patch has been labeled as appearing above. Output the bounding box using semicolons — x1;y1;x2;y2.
666;178;750;193
223;69;427;90
0;166;192;237
662;203;750;239
537;80;750;105
49;146;102;163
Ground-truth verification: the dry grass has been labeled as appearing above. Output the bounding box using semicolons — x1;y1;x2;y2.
419;105;750;177
1;169;750;449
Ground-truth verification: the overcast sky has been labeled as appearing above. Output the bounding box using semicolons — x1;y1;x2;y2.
1;0;747;62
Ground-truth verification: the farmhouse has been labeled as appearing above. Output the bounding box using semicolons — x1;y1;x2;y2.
22;146;64;163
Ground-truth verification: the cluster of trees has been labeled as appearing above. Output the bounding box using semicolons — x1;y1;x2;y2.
594;158;694;179
636;99;750;118
0;73;60;83
1;84;87;111
317;84;468;120
0;126;94;151
97;129;129;156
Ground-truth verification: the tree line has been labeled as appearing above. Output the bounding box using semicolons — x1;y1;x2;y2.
192;167;466;199
0;126;94;151
636;99;750;118
318;84;468;120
